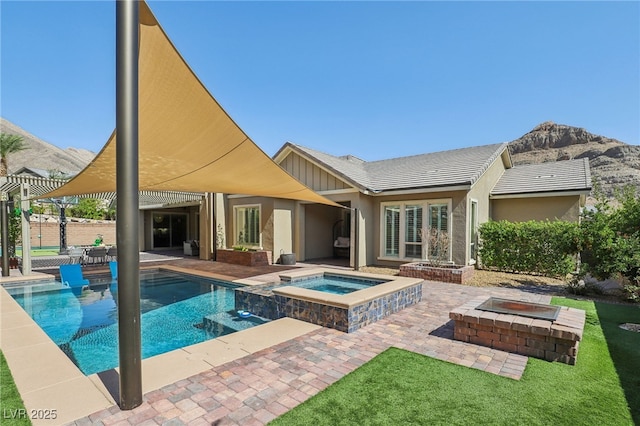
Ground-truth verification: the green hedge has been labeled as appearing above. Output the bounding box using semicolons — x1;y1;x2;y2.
478;220;580;277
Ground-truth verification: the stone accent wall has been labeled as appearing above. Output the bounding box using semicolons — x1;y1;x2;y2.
235;282;423;333
400;262;474;284
217;249;272;266
235;287;283;320
449;296;585;365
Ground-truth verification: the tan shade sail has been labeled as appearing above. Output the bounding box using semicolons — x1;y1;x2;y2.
43;1;338;207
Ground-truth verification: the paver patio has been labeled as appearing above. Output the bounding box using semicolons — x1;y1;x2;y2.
2;254;559;425
66;260;553;426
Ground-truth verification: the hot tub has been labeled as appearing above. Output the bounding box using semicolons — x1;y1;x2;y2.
235;268;423;333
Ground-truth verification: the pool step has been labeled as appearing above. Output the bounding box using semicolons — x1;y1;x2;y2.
202;311;269;336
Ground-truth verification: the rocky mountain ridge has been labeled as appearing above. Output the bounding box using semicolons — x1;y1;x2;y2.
508;121;640;199
1;117;638;200
0;117;95;176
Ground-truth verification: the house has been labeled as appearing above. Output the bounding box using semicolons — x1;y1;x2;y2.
219;142;591;268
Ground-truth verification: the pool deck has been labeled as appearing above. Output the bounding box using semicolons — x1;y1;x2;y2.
1;255;557;426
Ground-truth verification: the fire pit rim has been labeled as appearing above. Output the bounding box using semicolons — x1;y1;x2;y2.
476;297;561;321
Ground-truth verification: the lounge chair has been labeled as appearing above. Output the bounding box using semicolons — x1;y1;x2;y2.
109;261;118;280
59;264;90;288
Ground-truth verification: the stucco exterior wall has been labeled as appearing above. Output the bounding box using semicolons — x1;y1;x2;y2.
491;196;581;222
273;199;295;259
466;153;509;263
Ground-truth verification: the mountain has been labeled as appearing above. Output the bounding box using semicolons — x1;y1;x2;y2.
2;117;638;201
508;121;640;200
0;117;95;176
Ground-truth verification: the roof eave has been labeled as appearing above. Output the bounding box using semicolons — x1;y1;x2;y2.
371;184;471;197
490;188;592;199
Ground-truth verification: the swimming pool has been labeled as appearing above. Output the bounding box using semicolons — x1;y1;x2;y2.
7;270;268;375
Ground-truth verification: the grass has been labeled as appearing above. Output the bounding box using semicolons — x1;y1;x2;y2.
14;248;61;257
0;351;31;426
270;298;639;426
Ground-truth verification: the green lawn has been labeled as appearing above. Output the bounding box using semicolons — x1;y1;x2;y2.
271;298;639;426
15;248;61;257
0;351;31;426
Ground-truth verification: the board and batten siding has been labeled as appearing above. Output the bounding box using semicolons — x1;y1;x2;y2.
280;152;350;192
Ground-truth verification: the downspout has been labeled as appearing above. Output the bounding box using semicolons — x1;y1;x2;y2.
353;207;360;270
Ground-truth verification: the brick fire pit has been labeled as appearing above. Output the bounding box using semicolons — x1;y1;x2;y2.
449;296;586;365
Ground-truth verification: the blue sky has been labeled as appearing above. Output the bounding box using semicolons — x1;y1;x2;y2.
1;1;638;160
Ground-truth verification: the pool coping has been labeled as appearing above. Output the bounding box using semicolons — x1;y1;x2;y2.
0;270;321;426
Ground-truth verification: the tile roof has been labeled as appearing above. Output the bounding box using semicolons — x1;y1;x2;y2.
491;158;591;196
288;143;509;193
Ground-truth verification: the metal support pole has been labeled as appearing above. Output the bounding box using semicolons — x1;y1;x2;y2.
116;0;142;410
39;204;42;249
1;195;9;277
59;207;68;254
20;184;32;275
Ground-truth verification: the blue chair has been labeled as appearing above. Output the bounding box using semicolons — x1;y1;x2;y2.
59;264;90;288
109;261;118;280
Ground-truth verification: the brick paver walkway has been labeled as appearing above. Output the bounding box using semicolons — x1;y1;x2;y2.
69;279;554;426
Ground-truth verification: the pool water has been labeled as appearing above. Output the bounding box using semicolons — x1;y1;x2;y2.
7;270;267;375
284;274;388;295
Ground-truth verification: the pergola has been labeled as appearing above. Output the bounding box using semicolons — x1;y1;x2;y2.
0;173;205;274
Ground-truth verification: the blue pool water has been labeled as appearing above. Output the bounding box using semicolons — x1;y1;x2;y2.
7;270;267;375
284;274;388;295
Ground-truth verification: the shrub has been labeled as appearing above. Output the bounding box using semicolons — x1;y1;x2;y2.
580;186;640;290
479;220;580;278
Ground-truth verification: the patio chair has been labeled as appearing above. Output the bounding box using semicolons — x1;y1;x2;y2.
68;246;86;265
183;240;199;256
333;236;350;258
59;264;90;289
86;246;108;265
106;246;117;261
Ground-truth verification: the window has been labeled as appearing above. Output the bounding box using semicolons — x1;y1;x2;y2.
383;205;400;257
428;204;449;260
234;205;260;246
405;205;423;258
380;200;451;261
152;213;187;249
470;200;478;263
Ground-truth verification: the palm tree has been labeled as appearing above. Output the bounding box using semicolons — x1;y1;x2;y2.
0;132;28;176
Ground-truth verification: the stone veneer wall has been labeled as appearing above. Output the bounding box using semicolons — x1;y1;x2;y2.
449;296;586;365
400;262;474;284
235;287;283;320
235;283;423;333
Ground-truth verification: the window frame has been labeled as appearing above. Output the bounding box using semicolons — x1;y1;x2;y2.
232;204;262;248
379;199;452;262
469;199;478;265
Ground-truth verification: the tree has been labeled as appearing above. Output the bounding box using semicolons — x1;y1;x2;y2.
69;198;109;220
0;133;28;176
47;169;70;180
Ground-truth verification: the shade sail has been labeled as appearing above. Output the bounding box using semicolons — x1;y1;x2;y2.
42;1;338;207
